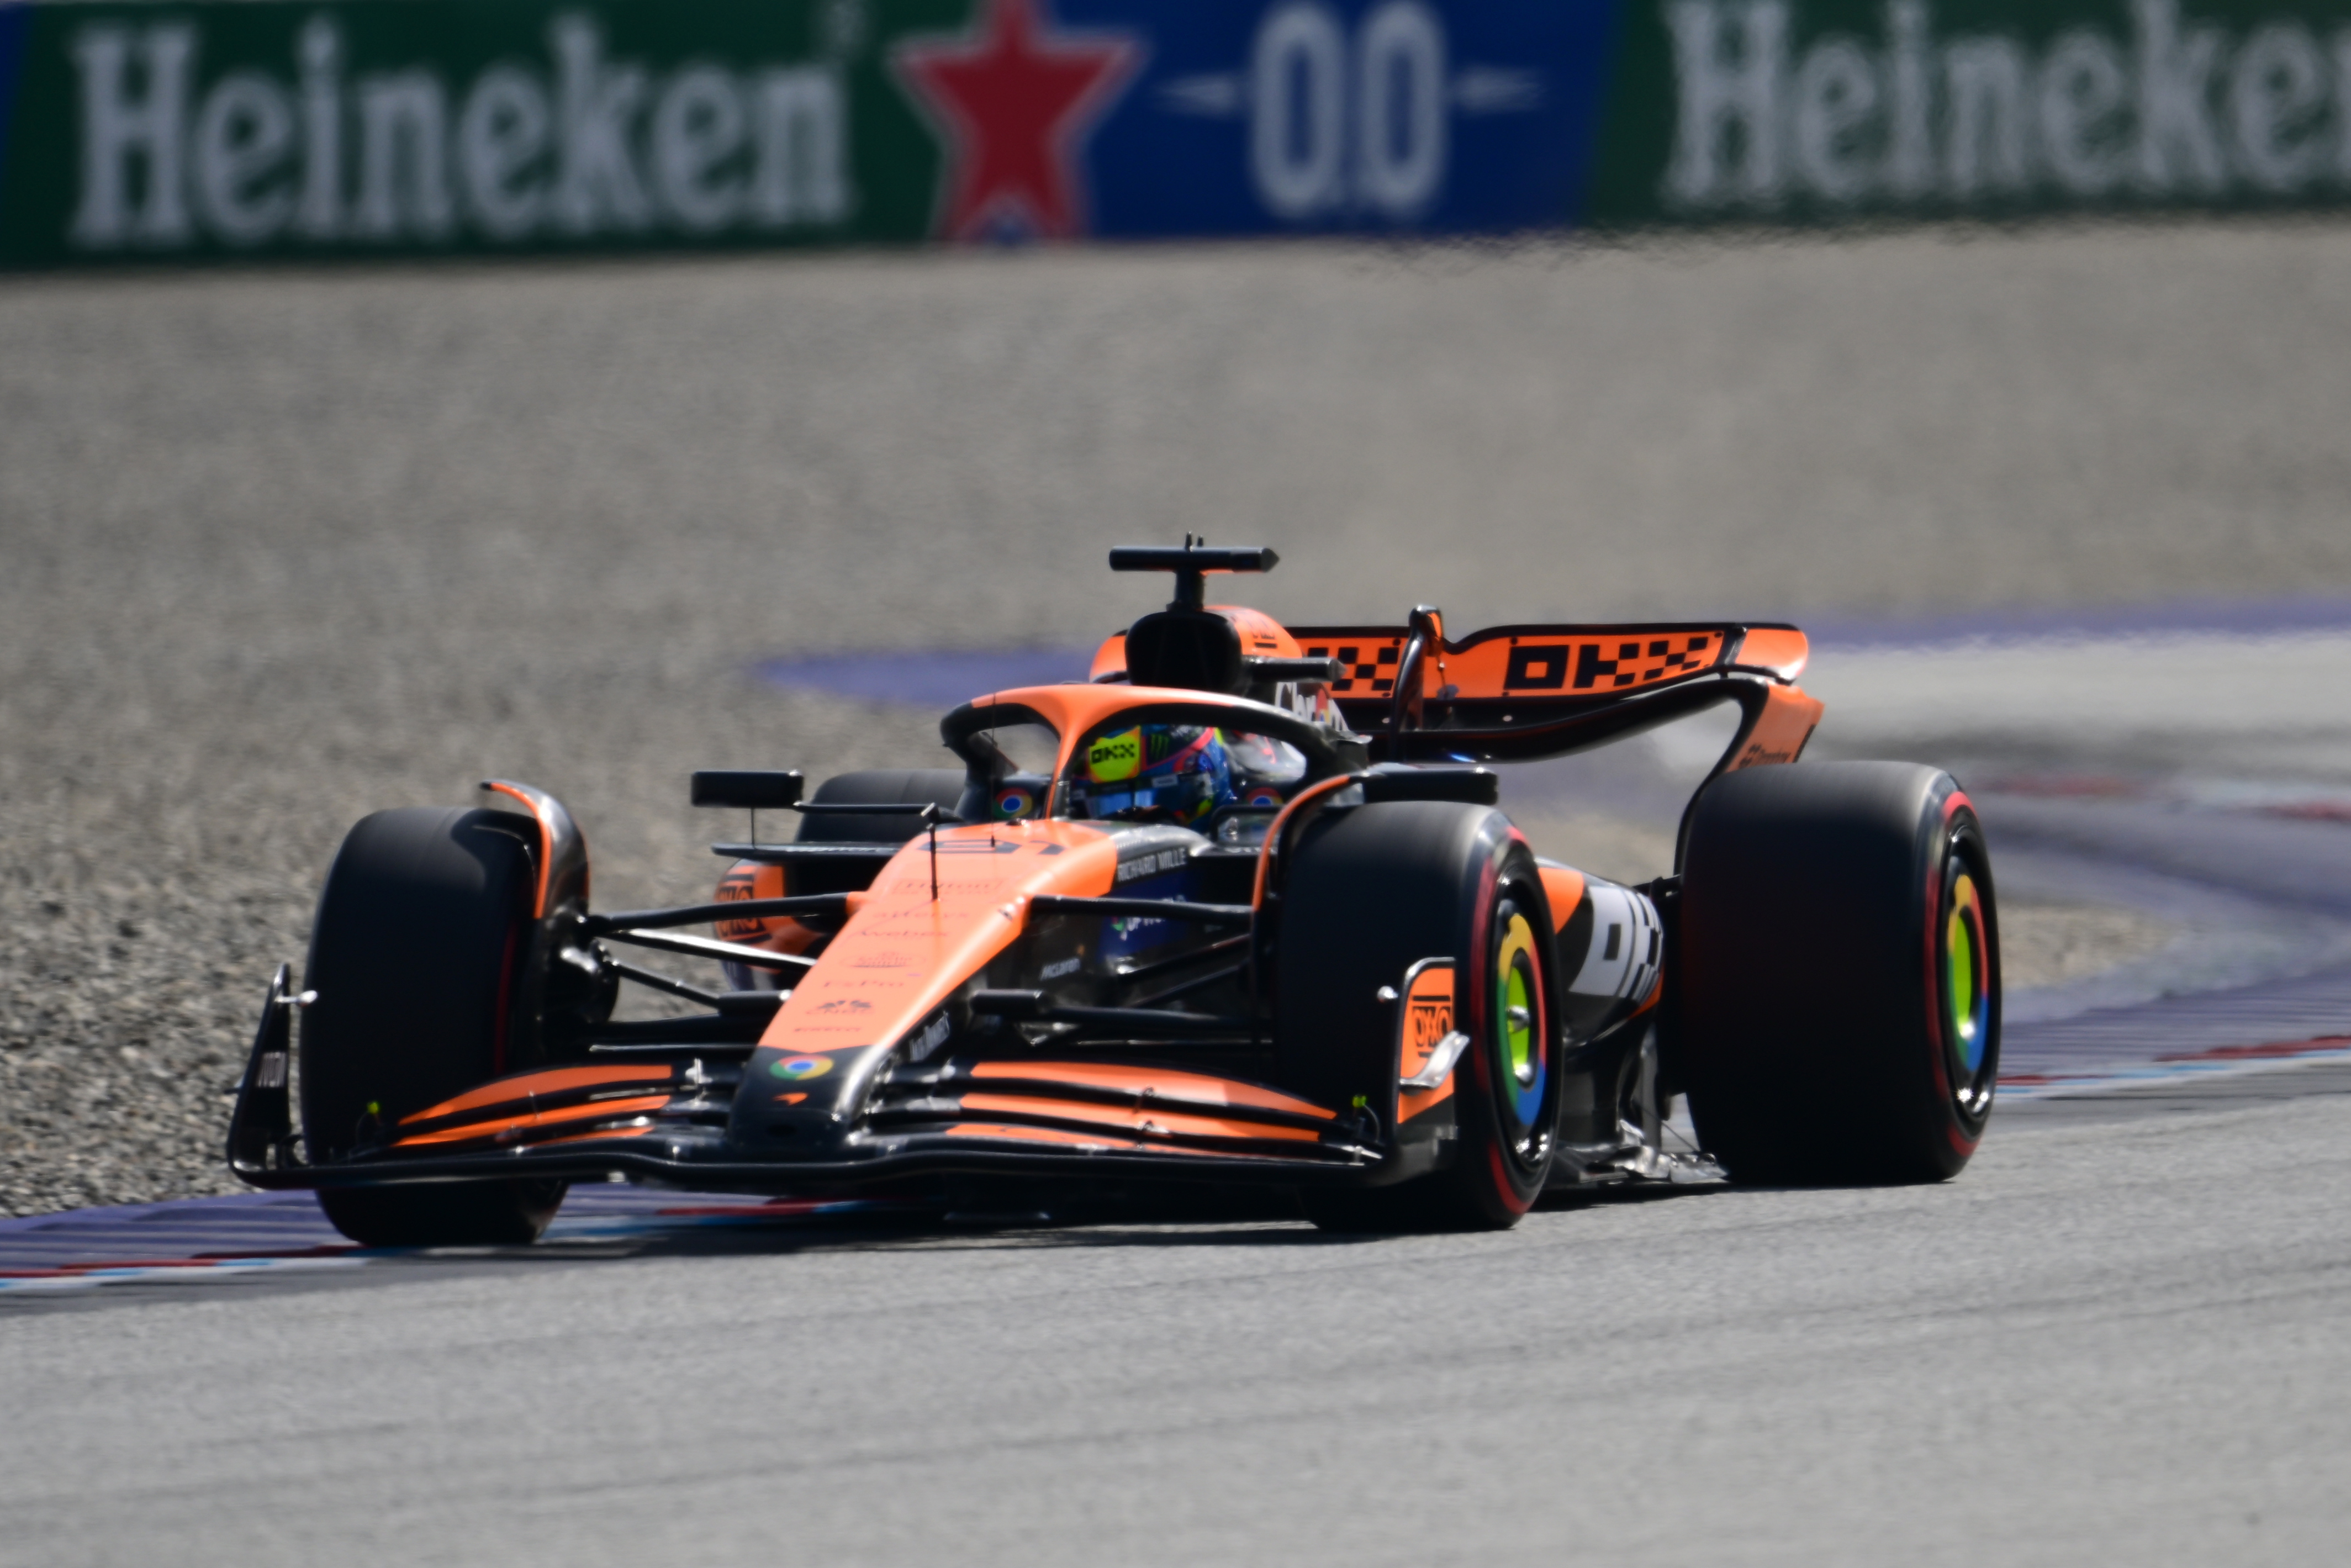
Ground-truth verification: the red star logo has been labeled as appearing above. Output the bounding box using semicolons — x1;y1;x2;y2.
891;0;1144;241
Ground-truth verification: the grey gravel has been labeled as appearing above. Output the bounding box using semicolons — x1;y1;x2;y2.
10;220;2351;1217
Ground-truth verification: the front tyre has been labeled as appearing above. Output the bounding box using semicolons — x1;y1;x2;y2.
299;807;568;1246
1276;802;1563;1232
1446;874;1562;1226
1676;762;2000;1185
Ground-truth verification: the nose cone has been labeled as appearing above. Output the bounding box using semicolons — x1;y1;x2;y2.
728;820;1119;1155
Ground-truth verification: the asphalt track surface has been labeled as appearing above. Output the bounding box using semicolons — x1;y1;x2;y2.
7;223;2351;1562
4;1078;2350;1566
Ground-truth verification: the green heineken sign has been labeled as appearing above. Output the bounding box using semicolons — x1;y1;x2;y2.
0;1;947;263
1587;0;2351;221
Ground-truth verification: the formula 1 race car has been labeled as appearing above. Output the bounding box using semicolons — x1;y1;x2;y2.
228;545;2000;1244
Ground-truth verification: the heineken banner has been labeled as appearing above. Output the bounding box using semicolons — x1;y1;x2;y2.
1588;0;2351;221
1;0;2349;266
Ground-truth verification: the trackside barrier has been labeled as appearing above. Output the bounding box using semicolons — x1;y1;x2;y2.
2;0;2350;268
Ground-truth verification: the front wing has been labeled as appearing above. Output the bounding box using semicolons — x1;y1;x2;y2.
228;969;1422;1196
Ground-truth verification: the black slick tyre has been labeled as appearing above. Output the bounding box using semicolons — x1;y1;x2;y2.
1277;801;1563;1232
797;769;968;842
1675;762;1999;1185
299;807;567;1246
789;769;969;897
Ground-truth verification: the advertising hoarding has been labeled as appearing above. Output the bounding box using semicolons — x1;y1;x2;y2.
3;0;2349;266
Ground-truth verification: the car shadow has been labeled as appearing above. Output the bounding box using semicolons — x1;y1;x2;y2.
529;1174;1737;1263
0;1176;1743;1316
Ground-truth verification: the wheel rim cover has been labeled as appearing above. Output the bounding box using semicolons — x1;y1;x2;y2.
1942;864;1993;1097
1493;909;1547;1135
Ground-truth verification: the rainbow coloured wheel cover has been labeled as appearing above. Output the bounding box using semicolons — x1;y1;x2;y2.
1492;906;1549;1143
1940;858;1994;1113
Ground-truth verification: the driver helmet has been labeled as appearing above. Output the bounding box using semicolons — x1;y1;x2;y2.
1076;724;1235;825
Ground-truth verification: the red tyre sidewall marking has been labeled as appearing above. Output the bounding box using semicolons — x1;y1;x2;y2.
1488;1144;1529;1214
1465;837;1535;1215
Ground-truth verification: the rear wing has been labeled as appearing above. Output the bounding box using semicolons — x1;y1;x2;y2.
1288;621;1808;707
1082;550;1822;863
1087;608;1820;772
1283;616;1822;773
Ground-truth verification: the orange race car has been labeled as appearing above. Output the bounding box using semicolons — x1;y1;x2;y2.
228;544;2000;1244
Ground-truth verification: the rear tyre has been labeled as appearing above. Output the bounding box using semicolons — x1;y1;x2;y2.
796;769;969;844
788;769;969;897
1676;762;1999;1185
1277;802;1563;1233
299;807;568;1246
